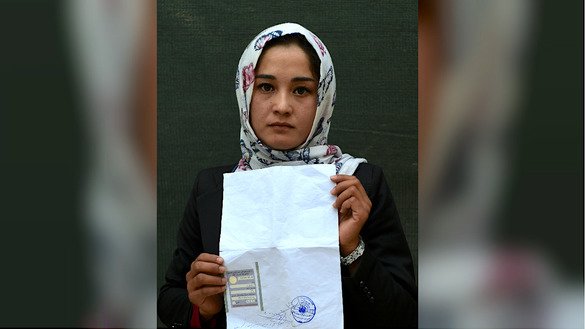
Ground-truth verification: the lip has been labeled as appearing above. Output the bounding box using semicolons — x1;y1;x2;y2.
268;122;294;128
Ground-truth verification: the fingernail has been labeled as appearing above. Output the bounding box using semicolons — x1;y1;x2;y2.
219;266;226;273
222;278;227;284
217;257;223;263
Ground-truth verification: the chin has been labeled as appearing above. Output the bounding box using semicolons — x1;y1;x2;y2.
266;141;302;151
271;145;295;151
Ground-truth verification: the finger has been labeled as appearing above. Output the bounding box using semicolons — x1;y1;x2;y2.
339;194;371;221
330;179;353;196
332;185;360;209
330;175;364;190
195;253;224;265
192;273;227;288
339;197;356;219
330;174;354;183
191;260;226;276
189;285;227;302
330;177;367;197
330;175;358;191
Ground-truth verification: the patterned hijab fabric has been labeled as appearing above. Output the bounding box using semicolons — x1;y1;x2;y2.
235;22;366;174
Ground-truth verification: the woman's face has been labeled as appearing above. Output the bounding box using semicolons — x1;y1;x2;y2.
250;44;318;151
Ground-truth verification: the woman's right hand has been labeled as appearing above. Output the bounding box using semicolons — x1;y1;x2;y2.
186;253;227;320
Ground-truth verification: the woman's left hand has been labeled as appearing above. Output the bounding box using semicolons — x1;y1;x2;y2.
330;174;372;256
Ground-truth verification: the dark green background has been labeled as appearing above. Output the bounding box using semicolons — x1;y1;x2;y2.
157;0;418;302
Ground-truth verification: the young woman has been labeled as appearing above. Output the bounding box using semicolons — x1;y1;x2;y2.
158;23;417;328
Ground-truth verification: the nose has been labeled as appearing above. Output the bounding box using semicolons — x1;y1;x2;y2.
272;90;292;115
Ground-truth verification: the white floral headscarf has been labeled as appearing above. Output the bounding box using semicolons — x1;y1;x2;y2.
235;22;366;175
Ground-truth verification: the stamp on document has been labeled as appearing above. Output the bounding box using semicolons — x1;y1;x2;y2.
226;268;259;307
290;296;316;323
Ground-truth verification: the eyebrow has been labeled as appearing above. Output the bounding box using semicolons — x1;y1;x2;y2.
255;74;316;82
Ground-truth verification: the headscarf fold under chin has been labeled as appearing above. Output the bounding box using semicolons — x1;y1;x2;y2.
234;22;366;175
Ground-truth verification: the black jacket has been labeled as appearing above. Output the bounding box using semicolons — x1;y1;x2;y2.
158;163;417;328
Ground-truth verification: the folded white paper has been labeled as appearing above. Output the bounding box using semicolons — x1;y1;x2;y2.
220;164;344;329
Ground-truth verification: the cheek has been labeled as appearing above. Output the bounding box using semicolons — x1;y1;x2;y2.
249;106;258;131
300;101;318;133
249;96;263;131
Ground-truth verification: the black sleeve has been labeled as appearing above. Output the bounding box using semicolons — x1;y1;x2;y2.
157;175;203;328
341;164;417;328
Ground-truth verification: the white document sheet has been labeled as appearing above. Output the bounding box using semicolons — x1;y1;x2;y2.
220;164;344;329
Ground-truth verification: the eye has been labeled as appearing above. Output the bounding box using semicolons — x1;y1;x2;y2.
293;87;310;95
257;83;274;92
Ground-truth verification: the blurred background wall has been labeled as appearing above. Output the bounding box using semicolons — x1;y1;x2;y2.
157;2;419;315
0;1;88;326
419;1;583;328
1;0;156;327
